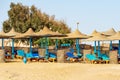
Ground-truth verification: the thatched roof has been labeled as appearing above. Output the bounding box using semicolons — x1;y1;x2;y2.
108;31;120;40
86;33;109;41
6;28;20;36
0;31;11;38
66;29;89;39
102;28;116;36
36;26;65;37
89;30;102;36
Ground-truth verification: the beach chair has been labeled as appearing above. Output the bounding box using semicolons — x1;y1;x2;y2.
101;54;109;64
85;54;100;64
16;50;25;59
5;51;12;59
26;52;41;61
48;52;57;62
66;48;80;62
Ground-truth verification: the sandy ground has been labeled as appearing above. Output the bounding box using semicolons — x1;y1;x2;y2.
0;61;120;80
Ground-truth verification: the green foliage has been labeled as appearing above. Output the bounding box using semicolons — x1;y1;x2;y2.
3;2;71;34
3;2;71;47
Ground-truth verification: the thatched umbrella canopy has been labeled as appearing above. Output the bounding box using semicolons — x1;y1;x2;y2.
13;28;36;39
66;29;89;39
36;26;65;37
102;28;116;36
63;29;90;57
0;31;12;38
89;30;102;37
23;28;36;37
13;28;37;53
108;31;120;57
35;26;66;59
108;31;120;40
102;28;116;50
86;30;109;57
86;33;109;41
6;28;21;37
0;30;14;49
4;28;22;58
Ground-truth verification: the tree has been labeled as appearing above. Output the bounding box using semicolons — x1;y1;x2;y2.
3;2;72;46
3;2;71;34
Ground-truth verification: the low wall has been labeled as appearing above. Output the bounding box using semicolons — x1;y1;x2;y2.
0;49;5;63
109;50;118;64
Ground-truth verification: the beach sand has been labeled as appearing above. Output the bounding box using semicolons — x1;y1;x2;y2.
0;61;120;80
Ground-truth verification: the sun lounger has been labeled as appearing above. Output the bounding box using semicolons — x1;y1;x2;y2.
16;50;25;59
85;54;99;64
48;52;57;62
66;48;82;62
101;54;109;63
26;52;42;61
66;52;79;62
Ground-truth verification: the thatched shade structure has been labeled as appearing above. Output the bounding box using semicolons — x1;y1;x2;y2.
23;28;37;37
35;26;66;59
6;28;21;37
108;31;120;57
5;28;22;58
66;29;89;39
108;31;120;40
86;33;109;41
102;28;116;50
0;31;14;49
0;31;12;38
13;28;37;53
102;28;116;36
64;29;90;57
89;30;102;37
86;30;109;57
36;27;65;37
13;28;36;39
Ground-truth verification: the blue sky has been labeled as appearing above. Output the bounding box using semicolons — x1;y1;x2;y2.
0;0;120;34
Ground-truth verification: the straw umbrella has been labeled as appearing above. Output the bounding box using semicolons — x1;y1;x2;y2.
65;29;89;57
108;31;120;57
13;28;36;53
0;31;13;49
102;28;116;36
86;33;109;58
13;28;37;63
88;30;105;54
35;26;66;59
5;28;21;58
102;28;116;50
35;27;65;37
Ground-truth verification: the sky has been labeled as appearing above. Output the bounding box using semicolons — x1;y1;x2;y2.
0;0;120;34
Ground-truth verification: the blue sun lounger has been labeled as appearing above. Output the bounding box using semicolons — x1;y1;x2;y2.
85;54;99;64
48;52;57;62
66;48;81;62
101;54;109;63
17;50;25;59
26;52;44;61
